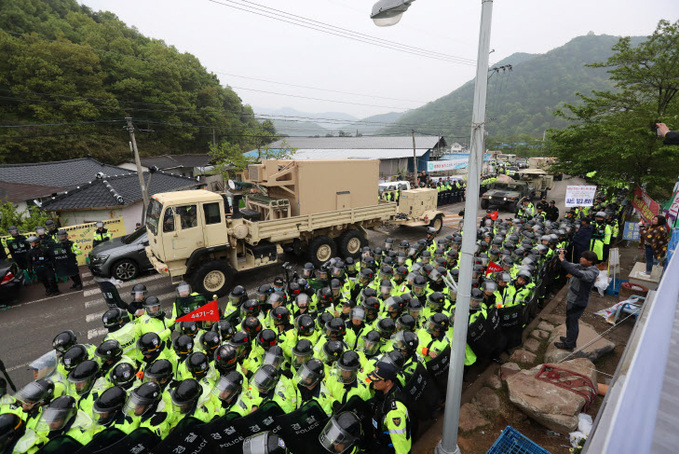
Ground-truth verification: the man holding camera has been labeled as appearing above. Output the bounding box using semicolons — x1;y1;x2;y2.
657;123;679;145
554;249;600;352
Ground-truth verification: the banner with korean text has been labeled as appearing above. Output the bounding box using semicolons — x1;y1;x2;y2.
631;185;660;223
565;185;597;207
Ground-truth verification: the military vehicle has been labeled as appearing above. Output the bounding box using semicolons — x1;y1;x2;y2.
144;159;408;297
481;169;553;211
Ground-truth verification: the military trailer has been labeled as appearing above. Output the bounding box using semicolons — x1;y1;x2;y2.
516;168;554;199
144;159;398;297
387;188;445;232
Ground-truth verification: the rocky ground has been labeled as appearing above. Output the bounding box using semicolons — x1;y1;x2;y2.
414;240;643;454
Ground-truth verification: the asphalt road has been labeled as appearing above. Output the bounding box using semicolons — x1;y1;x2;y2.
0;176;582;390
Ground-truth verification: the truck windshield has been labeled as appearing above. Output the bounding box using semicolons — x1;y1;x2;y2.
146;199;163;235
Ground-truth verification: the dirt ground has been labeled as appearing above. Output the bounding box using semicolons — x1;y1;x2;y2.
414;240;643;454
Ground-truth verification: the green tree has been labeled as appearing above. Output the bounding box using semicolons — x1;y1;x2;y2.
208;141;249;180
547;20;679;199
0;201;53;234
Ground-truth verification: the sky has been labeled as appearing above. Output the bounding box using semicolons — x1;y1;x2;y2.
79;0;678;121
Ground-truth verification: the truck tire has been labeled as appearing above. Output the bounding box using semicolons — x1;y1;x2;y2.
337;230;365;259
480;199;489;209
429;214;444;234
191;260;235;298
308;235;337;268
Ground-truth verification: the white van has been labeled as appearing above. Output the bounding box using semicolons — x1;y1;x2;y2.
379;181;411;192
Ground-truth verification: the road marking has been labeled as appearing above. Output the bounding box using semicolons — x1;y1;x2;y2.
87;327;108;340
86;313;101;323
82;279;95;288
7;361;31;372
82;273;164;297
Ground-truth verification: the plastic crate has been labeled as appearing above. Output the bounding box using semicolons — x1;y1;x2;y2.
487;426;551;454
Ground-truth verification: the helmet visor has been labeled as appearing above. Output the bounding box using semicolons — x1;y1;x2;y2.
334;363;358;385
262;350;285;369
15;381;49;406
319;416;360;453
36;406;76;433
362;337;380;356
294;363;322;389
211;376;241;403
251;368;278;394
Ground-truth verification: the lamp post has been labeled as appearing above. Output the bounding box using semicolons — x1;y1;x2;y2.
371;1;494;453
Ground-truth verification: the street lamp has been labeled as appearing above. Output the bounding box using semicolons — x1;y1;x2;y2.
370;1;494;454
371;0;414;26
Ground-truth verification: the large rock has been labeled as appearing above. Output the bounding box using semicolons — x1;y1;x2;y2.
540;314;566;325
544;322;615;363
458;403;489;432
500;362;521;381
473;387;501;413
537;321;555;332
507;358;598;433
509;349;537;365
523;338;541;353
487;374;502;390
530;329;550;340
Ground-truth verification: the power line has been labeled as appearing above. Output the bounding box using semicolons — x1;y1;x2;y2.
205;0;476;65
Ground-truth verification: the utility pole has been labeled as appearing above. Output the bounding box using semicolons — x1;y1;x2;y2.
411;129;418;186
126;117;150;221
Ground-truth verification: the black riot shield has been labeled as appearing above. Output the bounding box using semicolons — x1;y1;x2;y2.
402;362;441;422
52;243;79;279
277;400;329;454
231;400;285;439
36;436;83;454
426;344;451;395
97;428;160;454
333;395;374;449
74;428;126;454
97;280;131;312
498;304;524;329
151;417;208;454
467;313;493;359
198;411;244;453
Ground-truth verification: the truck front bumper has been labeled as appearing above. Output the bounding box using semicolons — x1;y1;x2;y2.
145;247;170;276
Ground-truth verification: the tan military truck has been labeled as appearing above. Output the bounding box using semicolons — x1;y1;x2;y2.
144;159;398;297
528;157;563;181
387;188;445;232
516;168;554;199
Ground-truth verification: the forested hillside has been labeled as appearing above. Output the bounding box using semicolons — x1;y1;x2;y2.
383;34;643;140
0;0;265;164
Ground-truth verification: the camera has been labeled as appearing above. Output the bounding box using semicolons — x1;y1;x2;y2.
557;248;567;254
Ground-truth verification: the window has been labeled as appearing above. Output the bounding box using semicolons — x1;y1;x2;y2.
163;207;175;233
146;199;163;235
177;205;198;229
203;202;222;225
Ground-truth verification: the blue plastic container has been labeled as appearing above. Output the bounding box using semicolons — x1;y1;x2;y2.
487;426;551;454
606;278;627;296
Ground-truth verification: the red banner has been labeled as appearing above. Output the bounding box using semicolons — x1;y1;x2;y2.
486;261;504;276
490;211;498;221
175;300;220;323
631;185;660;223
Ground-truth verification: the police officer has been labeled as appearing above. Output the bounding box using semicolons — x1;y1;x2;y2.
44;220;59;239
317;411;364;454
4;226;29;269
91;386;138;437
52;230;83;291
35;226;56;250
92;221;112;249
172;282;207;328
367;361;411;454
26;235;59;296
124;382;172;440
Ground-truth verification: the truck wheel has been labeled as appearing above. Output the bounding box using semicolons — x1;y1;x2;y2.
308;236;337;268
191;260;235;298
338;230;365;259
429;214;444;234
480;199;489;209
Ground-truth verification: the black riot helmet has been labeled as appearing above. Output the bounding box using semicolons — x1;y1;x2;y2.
95;339;123;364
131;284;147;301
322;340;344;365
110;362;136;390
67;360;99;396
256;329;278;350
393;330;419;358
335;350;361;385
325;317;346;339
124;382;161;418
102;308;127;330
137;332;163;362
251;365;280;394
362;330;382;357
142;296;163;318
377;318;396;340
179;321;199;338
173;335;195;359
295;358;325;389
270;306;291;326
242;316;263;337
227;331;251;360
229;285;247;306
212;319;235;342
211;371;244;405
241;299;261;318
92;386;127;426
291;338;314;369
171;379;202;414
15;379;55;410
186;352;210;380
256;284;273;303
396;314;417;332
295;314;316;337
35;395;77;433
200;331;221;358
144;359;173;387
214;344;239;374
318;412;363;454
53;330;77;355
61;344;88;372
0;413;25;451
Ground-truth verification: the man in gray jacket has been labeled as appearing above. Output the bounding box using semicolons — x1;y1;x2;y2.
554;250;599;351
